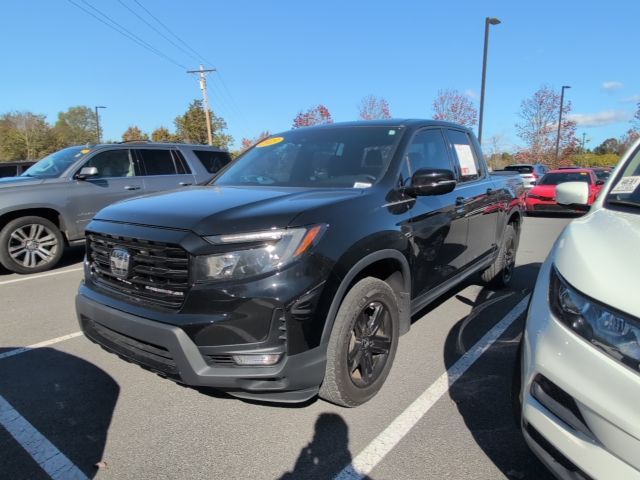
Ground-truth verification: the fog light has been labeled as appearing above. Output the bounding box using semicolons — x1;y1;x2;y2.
232;353;282;366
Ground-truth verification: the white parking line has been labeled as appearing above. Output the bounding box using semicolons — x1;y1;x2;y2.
334;294;531;480
0;332;83;361
0;394;88;480
0;267;83;286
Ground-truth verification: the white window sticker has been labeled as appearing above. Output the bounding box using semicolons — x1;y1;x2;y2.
353;181;372;189
611;176;640;195
454;144;478;176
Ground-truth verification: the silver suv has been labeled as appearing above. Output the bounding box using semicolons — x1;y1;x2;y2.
0;142;231;274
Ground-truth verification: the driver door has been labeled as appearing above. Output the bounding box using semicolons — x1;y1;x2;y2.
66;149;143;238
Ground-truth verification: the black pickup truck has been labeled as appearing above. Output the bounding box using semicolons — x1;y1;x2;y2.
76;120;524;406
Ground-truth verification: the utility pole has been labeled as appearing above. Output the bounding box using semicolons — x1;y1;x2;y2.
555;85;571;164
94;106;106;143
187;65;216;146
478;17;501;145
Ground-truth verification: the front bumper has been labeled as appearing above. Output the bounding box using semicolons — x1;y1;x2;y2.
521;259;640;479
76;290;327;403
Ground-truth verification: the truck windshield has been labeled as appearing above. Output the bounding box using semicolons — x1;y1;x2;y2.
22;146;89;178
214;126;404;188
606;146;640;211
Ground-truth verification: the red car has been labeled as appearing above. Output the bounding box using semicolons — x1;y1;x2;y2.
525;168;604;214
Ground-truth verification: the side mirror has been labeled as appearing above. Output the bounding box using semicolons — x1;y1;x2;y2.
76;166;98;180
596;179;605;186
556;181;590;211
406;169;457;196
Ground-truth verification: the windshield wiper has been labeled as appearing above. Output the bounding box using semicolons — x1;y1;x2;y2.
607;199;640;210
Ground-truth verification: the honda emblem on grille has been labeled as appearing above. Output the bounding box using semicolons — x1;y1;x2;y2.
110;248;131;278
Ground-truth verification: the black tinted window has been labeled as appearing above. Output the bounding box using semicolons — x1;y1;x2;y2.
505;165;534;174
405;129;452;174
446;130;482;182
137;149;177;176
193;150;232;174
85;150;134;178
0;165;17;177
172;150;191;174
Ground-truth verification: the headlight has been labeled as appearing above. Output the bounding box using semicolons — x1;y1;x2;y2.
193;225;324;281
550;267;640;373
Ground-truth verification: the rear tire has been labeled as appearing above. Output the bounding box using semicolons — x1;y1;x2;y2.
482;224;517;288
319;277;400;407
0;216;64;274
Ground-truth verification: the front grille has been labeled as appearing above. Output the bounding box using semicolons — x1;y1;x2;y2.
87;231;190;311
81;316;180;379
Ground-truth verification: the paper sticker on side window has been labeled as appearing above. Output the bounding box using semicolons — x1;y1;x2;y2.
611;176;640;195
454;144;477;176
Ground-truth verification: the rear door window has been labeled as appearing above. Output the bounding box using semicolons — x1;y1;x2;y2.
445;129;482;182
193;150;232;174
136;149;178;176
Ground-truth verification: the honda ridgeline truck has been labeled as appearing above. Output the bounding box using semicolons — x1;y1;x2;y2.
76;120;524;407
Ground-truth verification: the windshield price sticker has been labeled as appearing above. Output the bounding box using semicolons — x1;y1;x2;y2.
256;137;284;148
611;176;640;195
454;144;478;176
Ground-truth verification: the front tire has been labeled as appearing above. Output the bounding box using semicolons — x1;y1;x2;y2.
319;277;400;407
0;216;64;274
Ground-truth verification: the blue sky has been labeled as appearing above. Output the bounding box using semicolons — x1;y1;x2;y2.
2;0;639;152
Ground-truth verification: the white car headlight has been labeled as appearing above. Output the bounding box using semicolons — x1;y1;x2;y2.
550;266;640;373
193;226;324;281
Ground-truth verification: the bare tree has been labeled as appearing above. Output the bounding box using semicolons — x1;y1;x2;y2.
432;89;478;127
358;95;391;120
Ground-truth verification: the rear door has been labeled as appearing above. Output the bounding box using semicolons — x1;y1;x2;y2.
66;148;143;237
445;128;500;266
404;128;469;298
135;148;196;193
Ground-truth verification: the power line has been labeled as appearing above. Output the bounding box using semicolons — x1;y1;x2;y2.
66;0;187;70
116;0;201;64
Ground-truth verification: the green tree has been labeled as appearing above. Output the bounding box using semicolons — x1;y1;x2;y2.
121;126;149;142
54;106;99;146
151;126;178;142
593;138;620;155
0;111;56;160
174;99;233;149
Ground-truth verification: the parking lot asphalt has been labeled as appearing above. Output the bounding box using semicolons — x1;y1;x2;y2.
0;216;572;480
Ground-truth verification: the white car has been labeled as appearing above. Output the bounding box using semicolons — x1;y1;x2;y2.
517;139;640;479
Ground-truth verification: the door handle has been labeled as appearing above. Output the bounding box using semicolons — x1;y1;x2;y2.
124;185;141;191
486;188;495;196
179;182;192;186
455;196;466;206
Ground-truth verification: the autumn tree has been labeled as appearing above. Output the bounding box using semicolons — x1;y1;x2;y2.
515;85;577;167
174;99;232;149
0;112;56;160
240;131;271;151
54;106;99;145
358;95;391;120
151;126;178;143
292;105;333;129
121;126;149;142
432;89;478;127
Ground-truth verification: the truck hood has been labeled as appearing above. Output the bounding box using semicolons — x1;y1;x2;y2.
94;185;364;235
554;207;640;318
0;176;46;188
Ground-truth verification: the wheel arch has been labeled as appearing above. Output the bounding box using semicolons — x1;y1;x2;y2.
320;249;411;345
0;208;68;243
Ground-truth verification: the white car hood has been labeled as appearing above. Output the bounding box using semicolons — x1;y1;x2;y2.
554;207;640;319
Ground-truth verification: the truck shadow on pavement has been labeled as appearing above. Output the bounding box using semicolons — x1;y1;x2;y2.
278;413;372;480
442;263;554;480
0;347;118;478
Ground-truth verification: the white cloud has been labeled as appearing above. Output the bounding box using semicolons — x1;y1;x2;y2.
621;94;640;103
464;89;479;100
602;81;624;91
567;110;631;127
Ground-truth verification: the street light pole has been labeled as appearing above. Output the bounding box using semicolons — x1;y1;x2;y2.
478;16;501;145
94;106;106;144
554;85;571;164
